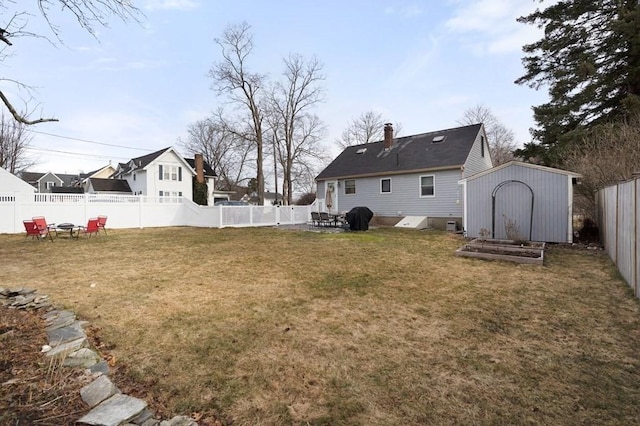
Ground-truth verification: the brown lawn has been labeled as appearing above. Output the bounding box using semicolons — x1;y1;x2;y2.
1;226;640;425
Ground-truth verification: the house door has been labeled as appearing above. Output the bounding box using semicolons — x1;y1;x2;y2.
326;181;337;212
491;180;534;241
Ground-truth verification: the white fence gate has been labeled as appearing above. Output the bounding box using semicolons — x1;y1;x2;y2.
0;192;312;234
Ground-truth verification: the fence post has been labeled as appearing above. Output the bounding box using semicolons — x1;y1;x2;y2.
275;205;280;226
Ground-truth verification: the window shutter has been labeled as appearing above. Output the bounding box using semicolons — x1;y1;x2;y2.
159;165;163;180
159;191;163;197
178;167;182;181
179;191;182;197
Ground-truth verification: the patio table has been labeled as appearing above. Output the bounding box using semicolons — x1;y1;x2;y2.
56;223;81;239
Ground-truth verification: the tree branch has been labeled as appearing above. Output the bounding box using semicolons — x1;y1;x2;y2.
0;91;58;124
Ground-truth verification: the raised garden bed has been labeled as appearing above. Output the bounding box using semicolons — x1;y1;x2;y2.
455;238;545;265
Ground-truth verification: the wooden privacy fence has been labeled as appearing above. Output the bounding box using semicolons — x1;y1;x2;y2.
596;176;640;296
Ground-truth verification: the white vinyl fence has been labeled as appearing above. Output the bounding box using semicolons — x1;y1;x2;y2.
596;177;640;296
0;192;312;234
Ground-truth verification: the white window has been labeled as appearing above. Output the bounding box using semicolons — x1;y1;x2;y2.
46;181;55;189
159;164;182;181
420;175;435;197
345;179;356;195
381;178;391;194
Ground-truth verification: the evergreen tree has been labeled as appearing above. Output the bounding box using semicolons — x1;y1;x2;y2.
515;0;640;165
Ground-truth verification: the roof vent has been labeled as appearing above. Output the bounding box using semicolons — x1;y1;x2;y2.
432;135;445;143
356;147;367;154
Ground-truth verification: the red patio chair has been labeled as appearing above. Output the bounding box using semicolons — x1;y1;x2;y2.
97;215;108;235
79;218;100;238
32;216;57;238
23;220;53;241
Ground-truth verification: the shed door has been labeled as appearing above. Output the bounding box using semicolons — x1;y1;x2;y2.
492;181;533;241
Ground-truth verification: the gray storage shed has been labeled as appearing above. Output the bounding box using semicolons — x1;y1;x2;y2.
459;161;581;243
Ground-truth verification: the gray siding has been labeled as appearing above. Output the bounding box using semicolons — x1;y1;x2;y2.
463;127;493;178
327;169;464;218
465;164;572;243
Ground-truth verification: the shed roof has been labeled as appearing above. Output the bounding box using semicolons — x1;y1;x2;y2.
316;123;482;180
460;161;582;183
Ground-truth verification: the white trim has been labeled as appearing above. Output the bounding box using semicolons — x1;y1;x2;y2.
380;177;392;194
567;175;573;243
419;174;435;198
460;161;582;183
462;180;468;235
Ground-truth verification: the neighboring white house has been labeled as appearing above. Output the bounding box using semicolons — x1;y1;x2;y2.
113;147;219;205
113;147;195;201
0;167;37;193
315;123;493;229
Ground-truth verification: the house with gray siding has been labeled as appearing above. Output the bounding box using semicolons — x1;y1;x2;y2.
316;123;493;229
459;161;581;243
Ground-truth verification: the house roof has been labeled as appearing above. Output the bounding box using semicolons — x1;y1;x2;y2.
184;158;217;177
20;171;79;186
316;123;483;180
459;160;583;183
51;186;84;194
116;147;196;176
89;178;133;193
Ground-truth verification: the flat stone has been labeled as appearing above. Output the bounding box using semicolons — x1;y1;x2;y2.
47;322;86;345
89;360;110;375
129;407;154;424
64;348;101;368
46;311;77;330
81;375;121;408
159;416;199;426
46;336;87;357
11;294;36;307
78;393;146;426
140;419;161;426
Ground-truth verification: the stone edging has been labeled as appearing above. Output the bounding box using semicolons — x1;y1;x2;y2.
0;287;199;426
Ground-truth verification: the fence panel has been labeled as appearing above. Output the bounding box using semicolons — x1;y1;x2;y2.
617;181;635;292
597;177;639;296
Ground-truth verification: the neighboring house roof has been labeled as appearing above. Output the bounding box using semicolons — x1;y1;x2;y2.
89;178;133;193
184;158;217;177
51;186;84;194
20;171;45;184
460;160;582;182
19;171;80;187
316;123;483;180
115;147;195;177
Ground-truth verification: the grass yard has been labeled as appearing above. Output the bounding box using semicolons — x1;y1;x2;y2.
2;226;640;425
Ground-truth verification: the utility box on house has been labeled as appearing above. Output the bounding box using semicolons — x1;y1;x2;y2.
446;221;457;232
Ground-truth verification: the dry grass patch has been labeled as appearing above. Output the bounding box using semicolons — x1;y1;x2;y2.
2;227;640;424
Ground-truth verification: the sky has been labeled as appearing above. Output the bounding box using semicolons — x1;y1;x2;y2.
1;0;552;188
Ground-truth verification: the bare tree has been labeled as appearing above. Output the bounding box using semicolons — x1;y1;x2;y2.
178;117;253;191
208;22;267;204
457;105;518;165
335;111;402;149
0;113;35;173
267;54;326;205
0;1;141;124
564;114;640;219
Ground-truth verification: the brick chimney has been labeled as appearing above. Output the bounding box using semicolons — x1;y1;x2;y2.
384;123;393;149
195;153;205;184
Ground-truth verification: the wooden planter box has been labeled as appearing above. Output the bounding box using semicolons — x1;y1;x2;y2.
455;239;545;265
